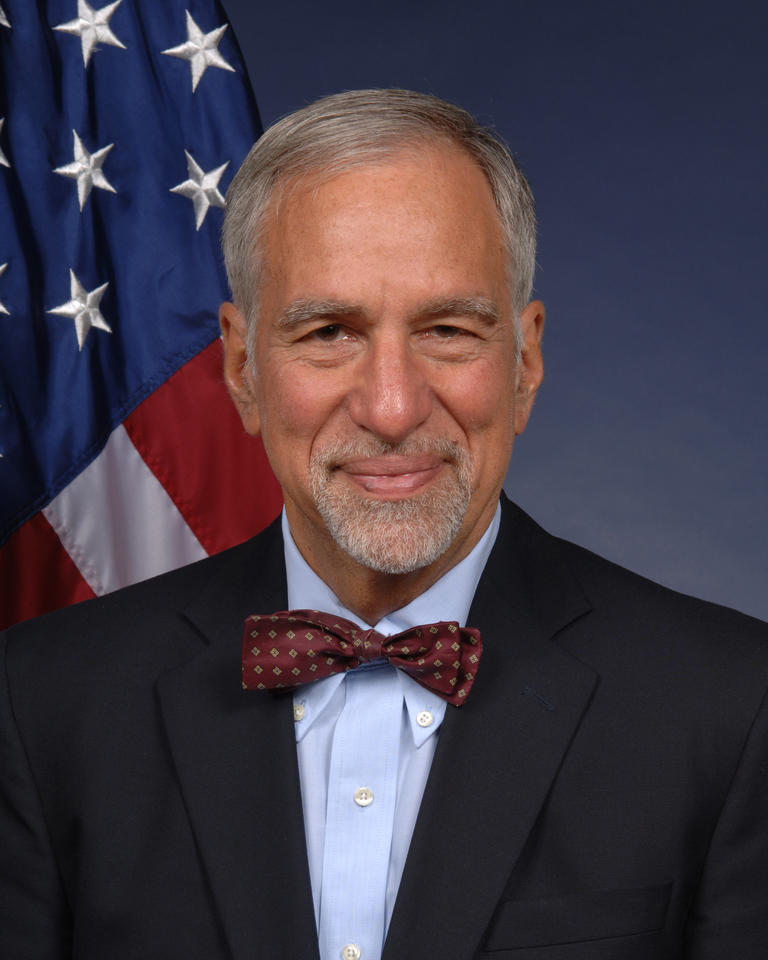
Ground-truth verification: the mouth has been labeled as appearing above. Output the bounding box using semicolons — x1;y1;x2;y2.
336;455;448;498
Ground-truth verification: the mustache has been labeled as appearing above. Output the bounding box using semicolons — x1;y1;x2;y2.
311;436;468;470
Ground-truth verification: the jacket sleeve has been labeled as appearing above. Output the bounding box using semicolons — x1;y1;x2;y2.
684;687;768;957
0;634;71;959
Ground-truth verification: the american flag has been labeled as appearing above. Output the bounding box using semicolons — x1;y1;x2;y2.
0;0;282;630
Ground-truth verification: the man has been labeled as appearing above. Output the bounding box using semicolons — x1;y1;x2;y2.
1;90;767;960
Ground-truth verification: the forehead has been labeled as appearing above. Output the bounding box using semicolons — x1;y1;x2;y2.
269;142;498;227
259;144;507;306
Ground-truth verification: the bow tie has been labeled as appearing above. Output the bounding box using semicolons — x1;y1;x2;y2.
241;609;482;706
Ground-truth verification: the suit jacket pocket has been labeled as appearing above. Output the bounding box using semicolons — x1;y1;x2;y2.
483;882;672;950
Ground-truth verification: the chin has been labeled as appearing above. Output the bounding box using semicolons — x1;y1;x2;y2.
316;477;472;575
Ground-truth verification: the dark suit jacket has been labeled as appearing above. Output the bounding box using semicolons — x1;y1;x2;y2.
2;499;768;959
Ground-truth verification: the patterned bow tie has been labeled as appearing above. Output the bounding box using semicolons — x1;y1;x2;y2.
241;609;482;706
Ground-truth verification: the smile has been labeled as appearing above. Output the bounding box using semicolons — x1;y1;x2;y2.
337;456;447;497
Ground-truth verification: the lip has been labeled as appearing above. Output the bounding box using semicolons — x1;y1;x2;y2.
337;455;446;497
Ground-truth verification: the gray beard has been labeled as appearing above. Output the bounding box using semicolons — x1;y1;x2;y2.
309;437;474;574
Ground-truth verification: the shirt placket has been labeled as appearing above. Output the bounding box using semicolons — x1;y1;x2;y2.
317;665;402;960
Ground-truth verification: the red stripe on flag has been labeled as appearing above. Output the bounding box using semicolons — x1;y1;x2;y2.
0;512;96;630
123;341;283;556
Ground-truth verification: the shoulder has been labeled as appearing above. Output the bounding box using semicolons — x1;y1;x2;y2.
555;530;768;651
2;517;284;688
495;497;768;691
502;495;766;634
487;500;768;779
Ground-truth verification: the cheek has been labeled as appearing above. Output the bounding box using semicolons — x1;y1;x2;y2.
444;360;517;436
256;365;343;459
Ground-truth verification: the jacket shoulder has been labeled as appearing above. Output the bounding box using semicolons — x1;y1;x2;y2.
554;531;768;645
496;497;768;669
2;517;284;680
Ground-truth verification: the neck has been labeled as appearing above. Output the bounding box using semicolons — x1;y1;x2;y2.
285;501;497;625
328;567;446;626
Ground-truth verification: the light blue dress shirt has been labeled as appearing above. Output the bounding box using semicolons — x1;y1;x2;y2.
283;505;500;960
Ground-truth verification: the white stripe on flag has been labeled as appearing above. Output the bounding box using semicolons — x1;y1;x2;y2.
43;423;207;596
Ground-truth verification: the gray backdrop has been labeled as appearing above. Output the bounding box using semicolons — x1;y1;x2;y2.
225;0;767;620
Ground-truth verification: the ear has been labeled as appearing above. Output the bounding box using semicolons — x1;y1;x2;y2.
514;299;545;436
219;301;261;437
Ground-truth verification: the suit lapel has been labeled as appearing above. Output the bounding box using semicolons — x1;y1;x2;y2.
384;501;598;960
156;521;320;960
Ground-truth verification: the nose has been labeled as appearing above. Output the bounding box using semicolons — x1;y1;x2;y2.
346;334;433;443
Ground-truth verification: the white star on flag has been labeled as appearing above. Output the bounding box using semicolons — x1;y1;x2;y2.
0;118;9;167
0;5;10;29
162;10;235;92
0;263;9;315
48;268;112;350
54;130;117;210
54;0;126;68
170;150;228;229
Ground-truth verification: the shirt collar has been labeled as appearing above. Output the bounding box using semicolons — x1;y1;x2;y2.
291;664;448;746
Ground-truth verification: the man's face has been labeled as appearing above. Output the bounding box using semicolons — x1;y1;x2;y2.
221;144;543;583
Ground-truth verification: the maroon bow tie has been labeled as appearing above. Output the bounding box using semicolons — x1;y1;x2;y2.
241;609;482;706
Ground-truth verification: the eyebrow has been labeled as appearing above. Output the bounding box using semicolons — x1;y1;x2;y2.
418;296;501;326
276;299;360;329
276;295;502;329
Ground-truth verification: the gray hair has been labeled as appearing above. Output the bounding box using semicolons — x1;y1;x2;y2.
222;89;536;358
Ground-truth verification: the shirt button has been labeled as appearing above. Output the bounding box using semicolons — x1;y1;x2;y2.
353;787;374;807
416;710;434;727
341;945;361;960
293;703;306;722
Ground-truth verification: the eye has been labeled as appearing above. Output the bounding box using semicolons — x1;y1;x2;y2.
416;320;484;362
308;323;348;341
423;323;476;342
431;324;463;338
